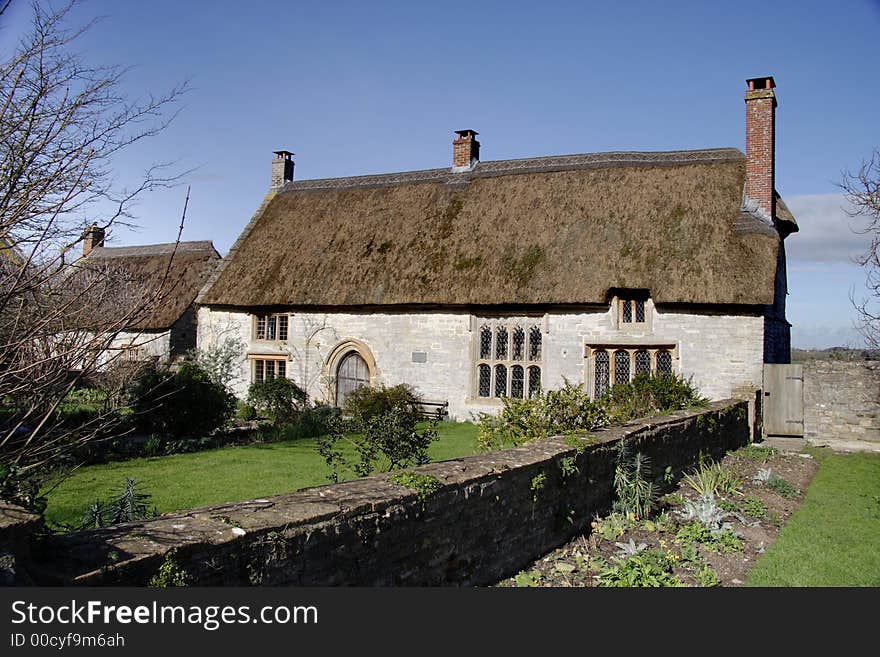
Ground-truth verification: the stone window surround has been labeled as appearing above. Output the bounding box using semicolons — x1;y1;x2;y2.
249;354;289;384
322;338;378;405
470;315;545;402
611;293;654;333
252;312;290;342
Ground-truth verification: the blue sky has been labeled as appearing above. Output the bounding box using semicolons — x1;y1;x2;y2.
2;0;878;348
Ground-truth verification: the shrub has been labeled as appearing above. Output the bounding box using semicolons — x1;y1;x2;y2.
77;478;157;531
599;373;707;424
683;461;744;497
132;362;236;439
237;403;257;422
342;383;423;424
612;440;655;520
597;550;684;587
316;403;439;482
477;380;606;450
246;378;308;425
476;375;704;451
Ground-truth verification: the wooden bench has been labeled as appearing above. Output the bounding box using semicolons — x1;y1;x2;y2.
411;400;449;421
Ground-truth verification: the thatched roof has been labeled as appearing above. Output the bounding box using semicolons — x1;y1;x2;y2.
71;241;220;330
200;148;794;308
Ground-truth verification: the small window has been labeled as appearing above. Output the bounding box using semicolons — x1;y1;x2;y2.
635;350;651;376
510;365;524;398
618;296;649;327
254;314;289;341
594;350;609;397
252;357;287;384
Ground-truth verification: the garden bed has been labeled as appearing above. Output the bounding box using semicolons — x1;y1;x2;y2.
496;442;820;587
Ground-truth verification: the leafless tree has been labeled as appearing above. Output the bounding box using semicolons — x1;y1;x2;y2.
0;0;187;497
841;147;880;349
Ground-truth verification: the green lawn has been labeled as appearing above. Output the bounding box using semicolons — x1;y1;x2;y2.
43;421;480;529
747;449;880;586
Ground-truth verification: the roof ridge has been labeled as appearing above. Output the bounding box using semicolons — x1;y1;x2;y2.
280;147;744;193
88;240;218;258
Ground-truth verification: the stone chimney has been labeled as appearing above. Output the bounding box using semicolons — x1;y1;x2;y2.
452;130;480;172
82;224;105;257
744;76;776;219
271;150;295;188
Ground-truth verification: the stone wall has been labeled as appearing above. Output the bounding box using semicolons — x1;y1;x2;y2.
0;502;43;585
803;359;880;446
23;400;749;586
198;305;764;420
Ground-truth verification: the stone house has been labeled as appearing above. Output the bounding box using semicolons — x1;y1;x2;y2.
196;76;798;420
70;229;221;365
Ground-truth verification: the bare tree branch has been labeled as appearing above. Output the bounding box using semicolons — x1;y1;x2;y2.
0;0;189;496
840;147;880;348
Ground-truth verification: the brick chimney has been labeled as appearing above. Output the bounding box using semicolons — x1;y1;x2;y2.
744;76;776;219
82;224;105;257
271;150;294;187
452;129;480;172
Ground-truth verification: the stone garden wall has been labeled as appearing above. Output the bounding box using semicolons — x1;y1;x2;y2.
8;400;749;586
803;359;880;447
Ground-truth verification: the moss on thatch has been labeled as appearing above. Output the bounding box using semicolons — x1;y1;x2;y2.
70;242;220;330
200;150;782;307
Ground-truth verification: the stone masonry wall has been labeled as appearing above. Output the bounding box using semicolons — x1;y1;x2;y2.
198;305;764;420
24;400;749;586
803;359;880;446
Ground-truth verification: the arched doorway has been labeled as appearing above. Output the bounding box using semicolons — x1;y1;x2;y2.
336;351;370;407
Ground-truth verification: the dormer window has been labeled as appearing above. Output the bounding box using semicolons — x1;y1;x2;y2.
612;291;652;331
620;298;646;324
253;313;289;341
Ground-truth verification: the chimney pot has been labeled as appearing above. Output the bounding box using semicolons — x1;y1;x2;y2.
271;150;295;187
452;129;480;172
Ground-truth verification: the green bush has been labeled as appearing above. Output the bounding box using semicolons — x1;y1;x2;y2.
477;380;606;450
599;373;707;424
246;378;308;425
132;362;235;439
342;383;424;423
236;403;257;422
316;403;439;482
477;374;707;450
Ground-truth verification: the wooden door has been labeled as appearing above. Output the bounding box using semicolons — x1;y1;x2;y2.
336;352;370;407
763;364;804;437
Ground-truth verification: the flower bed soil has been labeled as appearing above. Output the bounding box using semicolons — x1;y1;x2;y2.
496;444;820;587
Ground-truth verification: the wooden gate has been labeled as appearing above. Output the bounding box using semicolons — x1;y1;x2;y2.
762;364;804;437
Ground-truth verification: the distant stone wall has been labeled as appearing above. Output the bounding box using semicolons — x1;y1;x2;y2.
21;400;749;586
803;359;880;446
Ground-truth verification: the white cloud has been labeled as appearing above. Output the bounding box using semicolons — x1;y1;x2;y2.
783;193;873;264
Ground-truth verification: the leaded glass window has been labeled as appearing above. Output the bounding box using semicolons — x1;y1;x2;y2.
478;364;491;397
594;350;609;398
657;350;672;376
480;326;492;359
614;349;630;385
528;366;541;398
474;317;544;399
495;326;508;359
529;326;542;361
635;350;651;376
512;326;525;360
511;365;524;398
588;345;676;399
494;364;507;397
